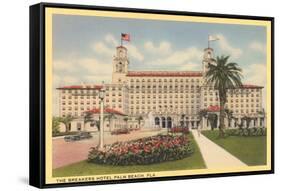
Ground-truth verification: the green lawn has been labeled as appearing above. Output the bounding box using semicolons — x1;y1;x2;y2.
53;134;206;177
201;130;267;166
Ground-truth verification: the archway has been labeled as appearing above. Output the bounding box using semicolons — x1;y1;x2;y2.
207;113;218;130
155;117;160;127
167;117;172;128
161;117;166;128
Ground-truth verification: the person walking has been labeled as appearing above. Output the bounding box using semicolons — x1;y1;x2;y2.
197;126;201;137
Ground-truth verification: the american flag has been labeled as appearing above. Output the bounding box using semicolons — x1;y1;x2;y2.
121;33;130;41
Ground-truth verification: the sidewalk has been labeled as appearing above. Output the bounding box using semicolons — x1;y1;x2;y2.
191;130;247;169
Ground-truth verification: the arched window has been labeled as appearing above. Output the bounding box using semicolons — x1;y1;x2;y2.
155;117;160;126
167;117;172;128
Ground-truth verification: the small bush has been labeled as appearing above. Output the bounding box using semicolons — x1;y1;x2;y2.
227;128;266;137
52;131;80;137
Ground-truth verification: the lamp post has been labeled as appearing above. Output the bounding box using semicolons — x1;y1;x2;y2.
165;107;169;134
98;81;106;150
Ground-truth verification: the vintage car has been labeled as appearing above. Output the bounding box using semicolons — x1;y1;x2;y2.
64;131;92;142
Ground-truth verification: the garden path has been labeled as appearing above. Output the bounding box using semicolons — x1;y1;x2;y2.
191;130;247;169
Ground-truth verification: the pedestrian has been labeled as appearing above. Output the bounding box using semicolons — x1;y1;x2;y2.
197;126;201;137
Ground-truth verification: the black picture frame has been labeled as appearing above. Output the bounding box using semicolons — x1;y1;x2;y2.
29;2;274;189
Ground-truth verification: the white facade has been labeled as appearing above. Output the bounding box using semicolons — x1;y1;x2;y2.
57;46;265;131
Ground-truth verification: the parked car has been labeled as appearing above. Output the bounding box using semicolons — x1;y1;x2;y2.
111;128;130;135
64;131;92;142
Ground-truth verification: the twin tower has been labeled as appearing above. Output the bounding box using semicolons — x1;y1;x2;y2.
112;45;215;83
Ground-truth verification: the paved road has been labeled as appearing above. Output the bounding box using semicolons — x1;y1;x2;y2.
53;130;165;169
191;130;247;169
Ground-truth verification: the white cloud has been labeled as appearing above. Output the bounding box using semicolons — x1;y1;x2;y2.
146;47;202;67
179;62;201;71
144;41;171;55
91;35;144;62
127;44;144;61
243;63;267;109
249;41;266;53
52;56;113;116
105;34;118;46
216;34;242;59
244;63;266;86
91;42;114;57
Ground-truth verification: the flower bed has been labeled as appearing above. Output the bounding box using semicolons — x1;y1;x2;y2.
169;127;190;134
88;134;193;165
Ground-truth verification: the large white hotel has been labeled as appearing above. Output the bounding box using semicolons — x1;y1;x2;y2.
57;46;265;132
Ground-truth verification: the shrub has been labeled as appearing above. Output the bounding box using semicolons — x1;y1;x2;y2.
227;127;266;137
52;131;80;137
88;134;193;165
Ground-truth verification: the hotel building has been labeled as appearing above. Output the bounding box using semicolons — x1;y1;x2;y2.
57;46;265;131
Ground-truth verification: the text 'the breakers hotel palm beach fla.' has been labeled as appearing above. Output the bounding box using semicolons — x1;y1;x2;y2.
56;35;265;132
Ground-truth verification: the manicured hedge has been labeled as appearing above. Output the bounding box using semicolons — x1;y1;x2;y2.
227;127;266;137
88;134;193;165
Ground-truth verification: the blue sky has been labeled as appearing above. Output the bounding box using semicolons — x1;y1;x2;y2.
52;14;268;115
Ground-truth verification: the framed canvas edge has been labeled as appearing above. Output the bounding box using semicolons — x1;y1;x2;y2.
29;2;275;189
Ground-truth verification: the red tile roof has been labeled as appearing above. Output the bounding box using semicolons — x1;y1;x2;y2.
241;84;263;89
57;85;102;90
207;105;221;112
85;108;126;116
126;71;203;77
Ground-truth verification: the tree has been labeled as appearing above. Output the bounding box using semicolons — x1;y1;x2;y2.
208;113;218;131
52;117;61;136
136;116;144;129
198;109;208;129
242;116;252;128
123;116;129;129
59;115;75;132
258;109;266;128
83;112;93;130
180;114;186;128
205;55;243;137
104;113;116;132
225;109;234;128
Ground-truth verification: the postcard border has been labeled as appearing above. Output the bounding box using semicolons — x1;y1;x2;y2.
29;2;274;189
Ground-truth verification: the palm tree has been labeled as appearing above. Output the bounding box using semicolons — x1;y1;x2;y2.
205;55;243;137
59;115;75;132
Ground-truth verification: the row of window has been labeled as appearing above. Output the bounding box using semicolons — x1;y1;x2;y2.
130;105;201;110
131;100;200;104
62;105;123;111
227;104;260;108
131;85;200;89
129;78;201;83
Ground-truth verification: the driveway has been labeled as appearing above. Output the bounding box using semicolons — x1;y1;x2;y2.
52;130;165;169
